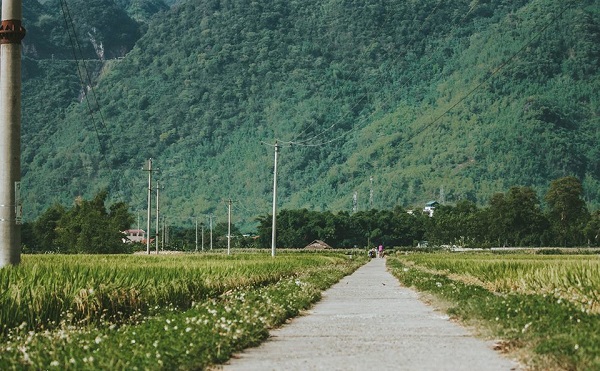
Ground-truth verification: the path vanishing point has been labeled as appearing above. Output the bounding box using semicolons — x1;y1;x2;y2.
220;258;521;371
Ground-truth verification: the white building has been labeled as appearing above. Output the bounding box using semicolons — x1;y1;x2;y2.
122;229;146;243
423;201;439;217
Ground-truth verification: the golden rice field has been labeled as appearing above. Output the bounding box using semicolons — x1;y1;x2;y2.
388;251;600;370
398;252;600;314
0;251;365;369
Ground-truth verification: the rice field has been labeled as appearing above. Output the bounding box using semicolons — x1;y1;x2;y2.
397;252;600;313
388;251;600;370
0;251;365;369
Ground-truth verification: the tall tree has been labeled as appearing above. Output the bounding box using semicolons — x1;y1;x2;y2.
54;190;134;253
584;210;600;246
28;203;66;252
544;176;589;246
487;186;548;246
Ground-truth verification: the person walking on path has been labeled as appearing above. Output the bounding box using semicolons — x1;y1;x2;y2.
222;258;520;371
378;244;384;258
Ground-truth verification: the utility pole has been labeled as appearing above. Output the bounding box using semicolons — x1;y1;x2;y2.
369;176;374;210
201;221;205;251
226;199;236;255
271;142;279;257
353;191;358;213
155;180;161;254
162;216;170;249
227;200;232;255
162;216;169;249
440;185;446;205
368;176;374;248
195;218;198;252
0;0;26;267
143;159;154;254
209;214;213;250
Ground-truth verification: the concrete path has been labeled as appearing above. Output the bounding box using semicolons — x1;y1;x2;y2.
221;258;521;371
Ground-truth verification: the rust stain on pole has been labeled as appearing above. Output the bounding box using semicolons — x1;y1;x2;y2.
0;1;25;267
0;20;26;44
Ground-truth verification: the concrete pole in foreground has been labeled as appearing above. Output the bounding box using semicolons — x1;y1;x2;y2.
0;0;25;267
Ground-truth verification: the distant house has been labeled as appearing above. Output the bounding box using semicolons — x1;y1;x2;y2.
122;229;146;243
304;240;333;250
423;201;439;217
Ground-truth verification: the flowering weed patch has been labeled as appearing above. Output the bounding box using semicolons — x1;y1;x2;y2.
0;251;364;369
388;253;600;370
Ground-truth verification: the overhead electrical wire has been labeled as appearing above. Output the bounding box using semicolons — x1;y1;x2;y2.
283;0;446;146
273;0;447;149
406;0;579;142
276;0;578;150
59;0;146;207
59;0;108;159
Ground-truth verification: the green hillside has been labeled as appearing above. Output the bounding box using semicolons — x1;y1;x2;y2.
20;0;600;231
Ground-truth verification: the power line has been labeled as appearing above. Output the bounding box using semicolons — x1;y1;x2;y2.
279;0;447;148
279;0;577;152
59;0;108;158
57;0;147;211
261;3;450;246
407;0;579;142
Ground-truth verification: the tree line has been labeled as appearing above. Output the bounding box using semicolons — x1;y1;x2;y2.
257;176;600;249
22;190;134;254
21;176;600;253
21;189;255;253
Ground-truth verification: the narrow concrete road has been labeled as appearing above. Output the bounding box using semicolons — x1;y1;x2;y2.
221;258;521;371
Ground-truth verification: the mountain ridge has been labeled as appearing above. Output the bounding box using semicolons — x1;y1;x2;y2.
19;0;600;231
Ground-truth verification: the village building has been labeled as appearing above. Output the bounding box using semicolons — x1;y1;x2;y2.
423;201;439;217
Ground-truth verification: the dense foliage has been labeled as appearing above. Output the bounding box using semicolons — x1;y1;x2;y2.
22;190;135;253
426;176;596;247
254;176;598;248
19;0;600;231
256;207;428;248
22;175;595;251
19;173;595;250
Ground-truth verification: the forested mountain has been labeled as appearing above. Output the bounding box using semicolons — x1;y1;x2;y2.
19;0;600;231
